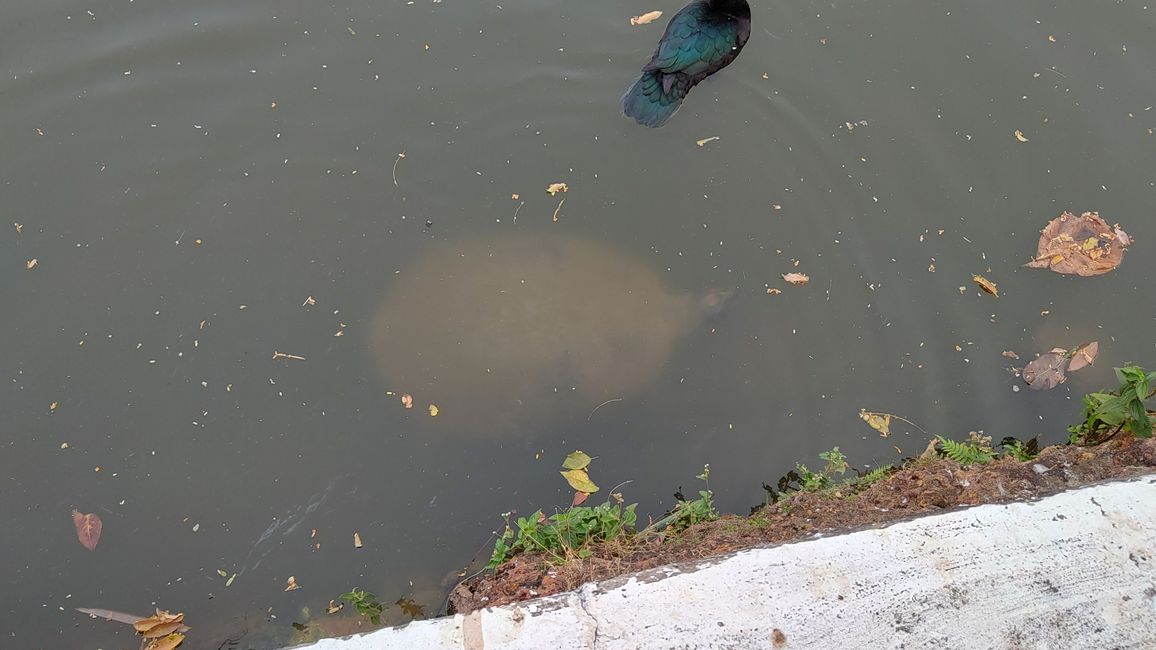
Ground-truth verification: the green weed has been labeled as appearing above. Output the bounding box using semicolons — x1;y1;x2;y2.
1069;365;1156;444
340;588;384;625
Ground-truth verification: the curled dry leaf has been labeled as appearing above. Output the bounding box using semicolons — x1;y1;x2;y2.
1024;211;1132;276
1066;341;1099;372
400;393;413;409
545;182;568;196
972;274;999;297
72;510;103;551
1014;130;1029;143
782;272;810;285
571;491;590;507
630;10;663;25
428;404;439;417
1002;350;1020;360
1022;349;1068;390
145;634;185;650
766;287;782;295
133;610;185;634
285;576;301;591
26;258;38;270
326;600;343;614
354;532;364;548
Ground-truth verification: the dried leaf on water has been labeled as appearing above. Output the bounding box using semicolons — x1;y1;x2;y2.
400;393;413;409
396;597;426;619
133;610;185;634
782;272;810;285
1002;350;1020;360
1066;341;1099;372
571;491;590;506
545;182;568;196
695;136;720;147
285;576;301;591
72;510;102;551
326;600;343;614
561;450;593;470
560;468;599;494
972;274;999;297
428;404;439;417
26;258;38;270
1022;349;1068;390
146;634;185;650
1014;130;1030;143
858;409;892;437
1024;211;1132;276
354;532;363;548
629;10;663;25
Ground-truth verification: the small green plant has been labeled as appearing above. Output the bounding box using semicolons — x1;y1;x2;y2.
793;447;849;492
340;588;384;625
1000;436;1039;461
1069;365;1156;444
853;464;894;489
486;500;639;570
644;464;719;534
936;434;995;465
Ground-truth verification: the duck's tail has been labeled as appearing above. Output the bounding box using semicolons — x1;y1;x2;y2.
621;69;688;128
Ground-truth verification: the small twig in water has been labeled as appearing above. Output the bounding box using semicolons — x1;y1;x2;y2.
588;397;623;420
272;351;306;361
512;201;525;225
392;152;406;187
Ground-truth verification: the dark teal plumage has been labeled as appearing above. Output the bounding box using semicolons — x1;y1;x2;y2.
622;0;751;127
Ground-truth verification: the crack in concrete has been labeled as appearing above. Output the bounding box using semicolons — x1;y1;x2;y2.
575;586;603;648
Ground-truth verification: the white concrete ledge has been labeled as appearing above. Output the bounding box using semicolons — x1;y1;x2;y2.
293;477;1156;649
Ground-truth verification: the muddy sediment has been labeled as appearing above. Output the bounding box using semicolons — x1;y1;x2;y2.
449;435;1156;614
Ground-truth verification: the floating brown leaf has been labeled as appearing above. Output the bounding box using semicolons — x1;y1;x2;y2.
571;491;590;506
1002;350;1020;360
400;393;413;409
545;182;568;196
1014;130;1029;143
354;532;363;548
629;10;663;25
1066;341;1099;372
1024;211;1132;276
72;510;102;551
972;274;999;297
396;597;426;619
146;633;185;650
782;272;810;285
1022;349;1068;390
134;610;185;635
285;576;301;591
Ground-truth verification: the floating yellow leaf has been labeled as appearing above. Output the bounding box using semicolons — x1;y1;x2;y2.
859;409;892;437
354;532;363;548
546;182;568;196
560;468;599;493
285;576;301;591
1014;130;1029;142
782;272;810;285
428;404;439;417
629;10;663;25
146;633;185;650
972;274;999;297
561;450;592;470
26;258;38;270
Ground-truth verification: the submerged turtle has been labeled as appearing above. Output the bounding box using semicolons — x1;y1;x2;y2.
369;232;731;436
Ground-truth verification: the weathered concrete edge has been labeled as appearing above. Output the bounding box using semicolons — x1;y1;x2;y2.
292;476;1156;649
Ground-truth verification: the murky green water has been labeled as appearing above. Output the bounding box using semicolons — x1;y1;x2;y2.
3;1;1154;647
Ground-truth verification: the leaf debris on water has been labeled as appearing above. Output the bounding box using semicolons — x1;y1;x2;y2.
1014;130;1030;143
1024;211;1132;276
401;393;414;409
1066;341;1100;372
14;223;22;234
972;274;999;297
285;576;301;591
696;136;720;147
353;532;363;548
272;351;306;361
546;182;568;196
392;152;405;187
552;198;565;222
302;296;316;307
72;510;103;551
1022;349;1068;390
428;404;439;417
782;272;810;285
26;258;38;270
629;10;663;25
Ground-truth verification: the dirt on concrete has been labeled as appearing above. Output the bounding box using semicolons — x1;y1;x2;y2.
448;435;1156;614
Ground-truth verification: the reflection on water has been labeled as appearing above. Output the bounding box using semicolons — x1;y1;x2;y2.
2;1;1155;647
